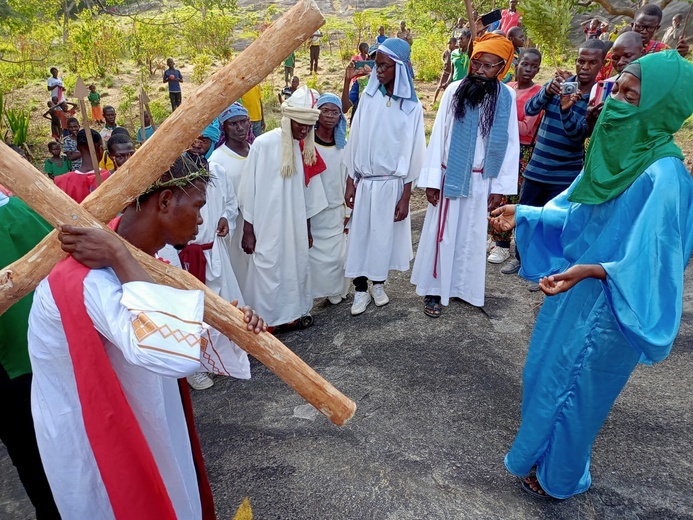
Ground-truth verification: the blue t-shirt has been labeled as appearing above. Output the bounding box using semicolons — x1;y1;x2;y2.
376;35;387;44
164;69;183;92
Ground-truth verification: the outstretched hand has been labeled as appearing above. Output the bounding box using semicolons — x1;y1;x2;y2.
539;264;606;296
487;204;516;233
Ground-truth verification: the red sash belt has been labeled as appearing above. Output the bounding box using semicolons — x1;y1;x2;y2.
179;242;214;283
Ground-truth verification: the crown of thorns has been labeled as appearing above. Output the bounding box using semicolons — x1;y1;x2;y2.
135;162;212;209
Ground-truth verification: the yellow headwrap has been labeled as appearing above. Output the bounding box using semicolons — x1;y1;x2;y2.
471;33;515;80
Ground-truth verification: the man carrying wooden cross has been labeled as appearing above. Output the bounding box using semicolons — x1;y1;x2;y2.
28;155;267;519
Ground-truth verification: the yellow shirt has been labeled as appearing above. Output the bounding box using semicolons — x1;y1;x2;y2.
99;151;114;171
240;85;263;122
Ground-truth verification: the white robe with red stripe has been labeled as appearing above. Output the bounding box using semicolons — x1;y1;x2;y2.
28;271;209;520
411;81;520;307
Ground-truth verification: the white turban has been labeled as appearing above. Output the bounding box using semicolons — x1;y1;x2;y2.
280;86;321;178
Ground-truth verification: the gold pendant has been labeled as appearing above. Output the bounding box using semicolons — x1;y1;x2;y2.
386;98;392;107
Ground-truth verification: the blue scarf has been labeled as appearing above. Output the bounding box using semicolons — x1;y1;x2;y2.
443;84;511;199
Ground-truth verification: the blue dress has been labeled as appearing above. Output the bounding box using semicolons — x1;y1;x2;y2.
504;157;693;498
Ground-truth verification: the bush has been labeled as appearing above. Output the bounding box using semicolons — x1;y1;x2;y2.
68;9;125;77
128;21;175;76
411;33;446;82
520;0;572;67
147;99;169;125
4;106;31;146
184;13;238;63
192;54;213;84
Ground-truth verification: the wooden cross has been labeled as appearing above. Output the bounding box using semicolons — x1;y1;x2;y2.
74;77;103;185
139;88;156;143
0;0;356;426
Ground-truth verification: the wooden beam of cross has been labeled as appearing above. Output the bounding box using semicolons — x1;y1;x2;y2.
0;1;357;426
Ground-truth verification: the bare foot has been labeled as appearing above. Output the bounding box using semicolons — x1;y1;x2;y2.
523;476;547;496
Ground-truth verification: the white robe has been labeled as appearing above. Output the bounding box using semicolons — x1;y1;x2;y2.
342;89;426;280
28;272;210;520
209;144;250;295
238;129;328;326
188;160;250;379
411;81;520;307
309;142;347;298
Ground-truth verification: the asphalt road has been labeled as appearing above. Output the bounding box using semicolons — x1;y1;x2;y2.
2;209;692;520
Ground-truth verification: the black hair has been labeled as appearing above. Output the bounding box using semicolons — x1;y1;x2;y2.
66;117;79;125
47;141;60;150
50;67;58;74
111;127;131;138
449;37;457;44
103;105;115;113
636;4;663;23
579;39;607;58
520;48;542;62
76;129;102;147
107;133;132;154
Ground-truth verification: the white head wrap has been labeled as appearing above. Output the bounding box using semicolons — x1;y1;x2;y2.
280;86;321;177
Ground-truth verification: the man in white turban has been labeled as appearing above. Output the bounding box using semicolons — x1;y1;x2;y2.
238;86;328;330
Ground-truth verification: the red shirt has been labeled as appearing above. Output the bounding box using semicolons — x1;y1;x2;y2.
508;82;543;145
54;170;111;203
500;10;521;34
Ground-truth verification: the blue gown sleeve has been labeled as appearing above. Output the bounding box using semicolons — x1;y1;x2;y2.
514;183;574;281
600;158;693;364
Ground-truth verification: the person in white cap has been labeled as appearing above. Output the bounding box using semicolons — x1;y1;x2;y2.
342;37;426;315
239;86;328;331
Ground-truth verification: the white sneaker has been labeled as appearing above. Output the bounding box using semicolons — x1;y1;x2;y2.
351;291;372;315
487;246;510;264
187;372;214;391
328;295;343;305
371;284;390;306
486;236;493;253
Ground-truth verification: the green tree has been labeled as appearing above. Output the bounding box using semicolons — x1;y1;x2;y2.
128;21;175;76
521;0;573;66
184;13;239;63
181;0;237;20
69;9;125;77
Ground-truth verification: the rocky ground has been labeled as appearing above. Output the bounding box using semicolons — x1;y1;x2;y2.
2;208;692;520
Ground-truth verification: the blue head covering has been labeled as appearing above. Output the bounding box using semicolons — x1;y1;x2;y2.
201;118;221;159
316;93;347;150
364;38;418;113
219;102;248;124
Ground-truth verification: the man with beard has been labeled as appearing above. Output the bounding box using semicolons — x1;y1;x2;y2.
411;33;519;318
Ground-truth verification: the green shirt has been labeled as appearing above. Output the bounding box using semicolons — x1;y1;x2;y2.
88;91;101;107
283;52;295;68
450;50;470;82
0;196;52;378
44;156;72;177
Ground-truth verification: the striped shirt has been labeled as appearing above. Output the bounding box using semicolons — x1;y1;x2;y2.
522;76;590;185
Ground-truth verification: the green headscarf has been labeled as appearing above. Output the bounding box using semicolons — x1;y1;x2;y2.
570;51;693;205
